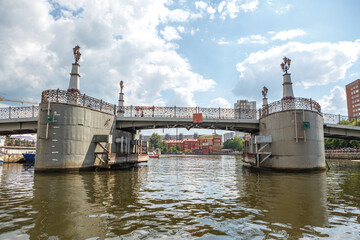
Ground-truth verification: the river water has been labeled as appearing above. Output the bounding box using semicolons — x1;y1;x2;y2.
0;155;359;239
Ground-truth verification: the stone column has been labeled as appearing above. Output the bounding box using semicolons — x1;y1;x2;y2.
117;81;124;116
282;73;294;99
68;63;80;93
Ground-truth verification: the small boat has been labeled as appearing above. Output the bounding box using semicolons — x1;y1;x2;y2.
22;153;35;163
148;151;159;158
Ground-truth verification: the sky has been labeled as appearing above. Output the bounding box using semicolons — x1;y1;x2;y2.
1;0;360;136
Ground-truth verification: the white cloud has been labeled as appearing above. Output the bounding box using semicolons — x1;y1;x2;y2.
207;6;216;15
275;4;291;14
166;9;191;22
177;26;185;33
209;97;231;108
234;41;360;99
237;34;267;44
218;38;230;45
161;26;181;41
195;1;208;10
240;0;259;12
272;29;306;41
317;86;347;114
218;0;259;19
0;0;216;107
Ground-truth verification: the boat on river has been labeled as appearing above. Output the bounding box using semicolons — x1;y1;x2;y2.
22;153;35;163
148;151;159;158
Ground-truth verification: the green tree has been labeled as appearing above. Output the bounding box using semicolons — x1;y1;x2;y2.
223;136;243;151
149;133;162;149
160;141;168;153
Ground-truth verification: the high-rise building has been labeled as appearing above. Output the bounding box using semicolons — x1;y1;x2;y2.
234;100;257;119
223;132;246;142
346;79;360;117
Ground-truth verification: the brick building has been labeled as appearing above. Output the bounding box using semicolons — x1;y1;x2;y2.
198;134;222;154
346;79;360;117
166;140;184;151
183;139;199;152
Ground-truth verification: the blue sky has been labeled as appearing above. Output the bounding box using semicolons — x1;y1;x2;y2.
1;0;360;135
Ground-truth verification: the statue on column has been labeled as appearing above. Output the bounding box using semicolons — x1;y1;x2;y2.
262;86;268;98
120;81;124;94
73;45;81;63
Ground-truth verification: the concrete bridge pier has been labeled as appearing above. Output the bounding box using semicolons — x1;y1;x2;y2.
256;109;326;171
35;90;148;172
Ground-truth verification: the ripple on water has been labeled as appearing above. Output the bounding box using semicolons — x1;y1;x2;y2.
0;157;360;239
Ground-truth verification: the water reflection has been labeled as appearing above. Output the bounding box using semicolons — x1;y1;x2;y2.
28;167;148;239
0;156;359;239
236;168;328;238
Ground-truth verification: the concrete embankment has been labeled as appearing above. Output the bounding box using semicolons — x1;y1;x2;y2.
326;153;360;159
1;154;25;163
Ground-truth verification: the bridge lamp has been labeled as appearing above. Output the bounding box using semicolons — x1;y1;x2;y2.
281;56;291;73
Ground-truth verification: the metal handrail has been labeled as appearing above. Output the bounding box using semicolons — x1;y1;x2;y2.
259;97;322;118
0;105;39;119
41;89;116;115
0;94;355;125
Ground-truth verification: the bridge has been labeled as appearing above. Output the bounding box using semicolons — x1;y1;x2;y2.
1;89;360;140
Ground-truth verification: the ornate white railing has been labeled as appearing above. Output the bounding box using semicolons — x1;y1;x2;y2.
41;89;116;114
259;97;321;118
0;106;39;119
118;106;258;119
0;94;354;125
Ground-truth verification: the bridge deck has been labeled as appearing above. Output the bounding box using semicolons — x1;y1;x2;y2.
0;117;38;135
1;104;360;141
116;116;260;133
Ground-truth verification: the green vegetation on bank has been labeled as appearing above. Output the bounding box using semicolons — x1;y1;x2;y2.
222;137;243;151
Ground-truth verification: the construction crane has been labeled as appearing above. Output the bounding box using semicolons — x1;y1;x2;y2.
0;97;39;105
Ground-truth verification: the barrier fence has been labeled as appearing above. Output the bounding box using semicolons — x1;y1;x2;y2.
0;93;355;125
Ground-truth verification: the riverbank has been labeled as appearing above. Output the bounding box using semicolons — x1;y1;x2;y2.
326;152;360;159
0;154;25;163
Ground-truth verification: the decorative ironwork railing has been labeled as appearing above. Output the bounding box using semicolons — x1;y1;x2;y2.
41;89;116;115
118;106;259;120
0;105;39;119
322;113;353;124
259;97;321;118
0;94;355;126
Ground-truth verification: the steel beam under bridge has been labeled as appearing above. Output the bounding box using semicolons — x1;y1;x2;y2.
116;116;260;133
324;124;360;140
0;118;38;135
